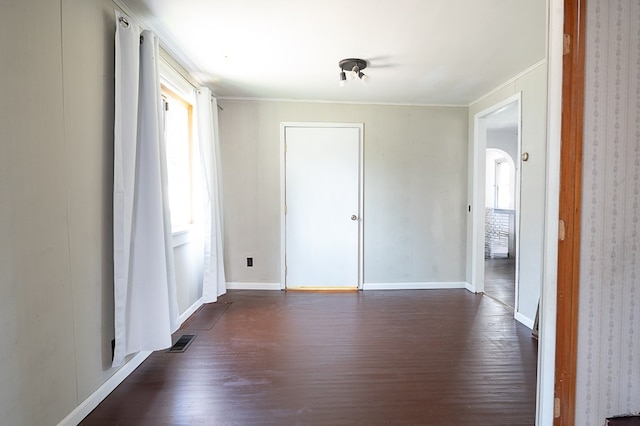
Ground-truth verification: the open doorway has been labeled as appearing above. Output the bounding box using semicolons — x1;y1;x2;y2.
483;101;520;310
484;148;517;308
472;87;545;331
471;93;522;312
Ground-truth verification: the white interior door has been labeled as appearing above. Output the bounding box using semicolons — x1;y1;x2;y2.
284;125;361;289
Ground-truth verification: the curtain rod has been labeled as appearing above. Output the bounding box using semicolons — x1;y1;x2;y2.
118;16;130;28
113;0;220;102
160;54;198;89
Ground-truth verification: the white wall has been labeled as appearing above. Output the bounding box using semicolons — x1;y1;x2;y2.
487;129;518;165
218;100;469;286
173;236;204;313
467;62;548;324
0;1;204;424
576;0;640;423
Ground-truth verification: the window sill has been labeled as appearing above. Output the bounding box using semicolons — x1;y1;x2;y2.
171;224;199;248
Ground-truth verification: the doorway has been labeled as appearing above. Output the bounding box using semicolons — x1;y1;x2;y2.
484;148;517;308
280;123;364;290
483;100;520;310
472;94;522;312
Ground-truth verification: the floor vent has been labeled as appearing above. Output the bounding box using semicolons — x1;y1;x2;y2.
607;416;640;426
167;334;196;353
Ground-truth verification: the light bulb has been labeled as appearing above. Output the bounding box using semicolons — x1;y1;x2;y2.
339;70;347;86
360;73;370;84
348;65;359;80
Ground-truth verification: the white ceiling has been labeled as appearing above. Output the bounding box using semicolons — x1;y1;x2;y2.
486;100;520;132
120;0;547;106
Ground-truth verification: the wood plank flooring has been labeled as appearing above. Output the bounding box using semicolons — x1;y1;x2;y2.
81;290;537;425
484;258;516;309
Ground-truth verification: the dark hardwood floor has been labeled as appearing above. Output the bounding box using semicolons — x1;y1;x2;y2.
81;290;537;425
484;258;516;309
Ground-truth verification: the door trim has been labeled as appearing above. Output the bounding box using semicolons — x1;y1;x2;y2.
471;92;522;300
553;0;585;424
279;122;364;290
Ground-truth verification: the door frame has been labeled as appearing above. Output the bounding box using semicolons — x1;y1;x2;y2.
279;122;364;290
471;92;522;306
553;0;586;423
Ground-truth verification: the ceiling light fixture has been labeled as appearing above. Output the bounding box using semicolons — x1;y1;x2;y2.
338;58;369;86
339;70;347;87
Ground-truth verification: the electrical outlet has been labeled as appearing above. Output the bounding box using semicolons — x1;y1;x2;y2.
247;257;253;267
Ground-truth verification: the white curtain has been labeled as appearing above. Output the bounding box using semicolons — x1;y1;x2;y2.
196;88;227;302
113;11;179;368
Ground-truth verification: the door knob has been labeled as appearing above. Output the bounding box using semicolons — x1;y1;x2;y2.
351;215;358;221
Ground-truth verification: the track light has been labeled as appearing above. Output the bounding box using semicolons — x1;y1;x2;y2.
338;58;370;86
339;70;347;86
349;66;359;80
358;71;370;84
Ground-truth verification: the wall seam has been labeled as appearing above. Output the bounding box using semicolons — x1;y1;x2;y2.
58;0;80;411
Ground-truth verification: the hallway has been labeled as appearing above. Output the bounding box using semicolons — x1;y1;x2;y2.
484;257;516;309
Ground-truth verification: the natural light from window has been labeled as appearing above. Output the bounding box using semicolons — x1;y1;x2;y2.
162;85;194;231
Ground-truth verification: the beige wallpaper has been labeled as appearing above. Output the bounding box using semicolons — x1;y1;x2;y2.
576;0;640;423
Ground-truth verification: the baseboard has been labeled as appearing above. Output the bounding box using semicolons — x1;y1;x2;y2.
226;282;282;290
515;311;535;329
226;282;467;291
178;297;204;325
58;297;205;426
362;282;467;291
464;282;475;292
57;350;152;426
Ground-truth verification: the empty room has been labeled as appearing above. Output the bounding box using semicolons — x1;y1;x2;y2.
2;1;639;425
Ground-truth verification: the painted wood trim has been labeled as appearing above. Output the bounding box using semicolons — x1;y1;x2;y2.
535;0;565;423
362;282;467;291
225;282;468;291
57;293;207;426
226;282;282;290
554;0;586;424
178;297;204;325
57;351;153;426
470;92;522;296
515;312;535;330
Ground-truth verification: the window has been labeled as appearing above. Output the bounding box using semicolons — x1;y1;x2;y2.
494;159;508;209
161;84;198;232
485;149;515;210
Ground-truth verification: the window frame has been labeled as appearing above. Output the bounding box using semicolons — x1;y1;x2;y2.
159;58;201;246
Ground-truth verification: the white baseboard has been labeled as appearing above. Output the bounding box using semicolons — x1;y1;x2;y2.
362;282;467;291
464;282;476;292
178;296;204;325
57;350;152;426
515;311;535;329
226;282;468;291
58;296;205;426
226;282;282;290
